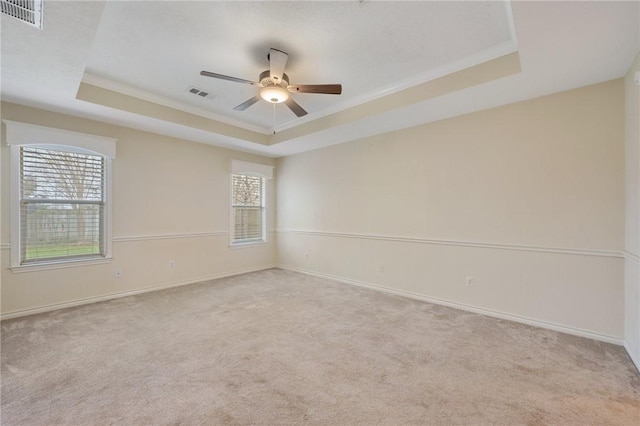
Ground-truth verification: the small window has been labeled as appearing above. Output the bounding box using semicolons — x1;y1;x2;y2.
19;146;107;264
231;174;266;244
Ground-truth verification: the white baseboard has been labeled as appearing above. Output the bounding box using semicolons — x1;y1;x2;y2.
624;342;640;373
0;265;277;321
4;263;634;366
278;264;625;346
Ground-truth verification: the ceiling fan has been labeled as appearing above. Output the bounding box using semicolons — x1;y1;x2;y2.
200;48;342;117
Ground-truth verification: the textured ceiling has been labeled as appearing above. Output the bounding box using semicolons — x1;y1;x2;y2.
1;1;638;157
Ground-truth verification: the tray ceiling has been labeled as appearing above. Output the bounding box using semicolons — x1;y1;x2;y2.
1;1;638;157
83;1;514;132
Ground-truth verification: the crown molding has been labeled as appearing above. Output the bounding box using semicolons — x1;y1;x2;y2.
275;40;519;133
81;73;271;135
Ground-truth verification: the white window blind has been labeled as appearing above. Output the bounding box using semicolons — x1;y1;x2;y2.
232;174;265;243
19;146;106;264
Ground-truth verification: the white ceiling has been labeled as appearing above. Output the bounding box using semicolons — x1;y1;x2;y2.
1;1;639;158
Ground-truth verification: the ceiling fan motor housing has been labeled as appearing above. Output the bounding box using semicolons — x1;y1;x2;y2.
259;70;290;88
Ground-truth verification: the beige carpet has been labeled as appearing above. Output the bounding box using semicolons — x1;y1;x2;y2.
1;268;639;425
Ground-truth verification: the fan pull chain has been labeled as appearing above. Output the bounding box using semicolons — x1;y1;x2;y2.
273;103;276;134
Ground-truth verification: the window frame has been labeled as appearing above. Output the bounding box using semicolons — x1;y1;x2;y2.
230;173;267;247
228;160;273;248
5;121;116;271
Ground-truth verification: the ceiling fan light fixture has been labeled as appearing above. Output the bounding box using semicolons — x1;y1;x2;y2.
259;85;289;104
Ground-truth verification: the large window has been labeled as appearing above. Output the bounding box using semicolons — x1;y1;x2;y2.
19;147;106;264
5;120;116;269
232;174;266;244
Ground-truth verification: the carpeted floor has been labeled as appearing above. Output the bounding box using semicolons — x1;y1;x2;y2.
1;268;639;425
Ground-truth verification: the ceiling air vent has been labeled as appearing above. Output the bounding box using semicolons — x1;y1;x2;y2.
187;86;210;98
1;0;44;29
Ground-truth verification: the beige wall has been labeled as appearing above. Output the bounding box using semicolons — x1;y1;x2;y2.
0;77;632;353
277;79;625;341
0;102;277;317
625;52;640;368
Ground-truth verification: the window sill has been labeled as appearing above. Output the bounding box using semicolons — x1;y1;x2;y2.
10;256;112;273
229;240;268;249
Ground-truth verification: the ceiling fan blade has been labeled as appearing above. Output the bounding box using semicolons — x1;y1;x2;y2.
268;48;288;83
233;95;261;111
288;84;342;95
285;97;308;117
200;71;257;85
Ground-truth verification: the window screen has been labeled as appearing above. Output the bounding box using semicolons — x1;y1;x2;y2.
232;174;265;243
19;146;105;264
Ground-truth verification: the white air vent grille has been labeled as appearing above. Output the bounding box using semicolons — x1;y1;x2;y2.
1;0;43;29
187;86;210;98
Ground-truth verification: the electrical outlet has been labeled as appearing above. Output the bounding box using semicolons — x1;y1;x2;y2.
304;252;309;259
466;276;473;287
378;265;384;272
169;260;175;269
115;268;122;278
